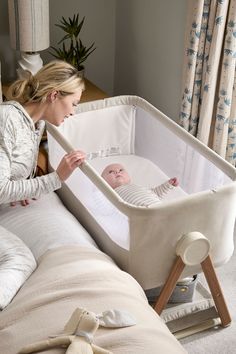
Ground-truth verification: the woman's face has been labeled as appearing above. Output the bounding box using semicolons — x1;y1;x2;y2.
45;89;83;126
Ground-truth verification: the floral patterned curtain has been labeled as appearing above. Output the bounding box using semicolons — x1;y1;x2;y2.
179;0;236;165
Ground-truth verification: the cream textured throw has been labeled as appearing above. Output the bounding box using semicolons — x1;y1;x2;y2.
0;246;186;354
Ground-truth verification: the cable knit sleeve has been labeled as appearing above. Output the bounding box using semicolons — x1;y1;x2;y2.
0;103;61;204
0;171;62;204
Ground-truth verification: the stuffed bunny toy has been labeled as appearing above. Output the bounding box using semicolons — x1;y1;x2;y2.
19;307;136;354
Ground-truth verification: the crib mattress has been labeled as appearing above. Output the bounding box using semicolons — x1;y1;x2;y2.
89;154;187;201
87;154;187;250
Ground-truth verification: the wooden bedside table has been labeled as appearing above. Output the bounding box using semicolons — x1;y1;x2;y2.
81;79;108;102
2;84;10;101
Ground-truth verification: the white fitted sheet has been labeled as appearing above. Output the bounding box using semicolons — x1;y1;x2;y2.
89;154;187;202
60;154;186;251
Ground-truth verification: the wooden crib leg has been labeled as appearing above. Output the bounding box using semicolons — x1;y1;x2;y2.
201;255;231;327
153;256;185;315
153;253;231;328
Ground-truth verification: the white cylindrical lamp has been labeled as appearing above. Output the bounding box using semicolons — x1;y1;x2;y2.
8;0;50;78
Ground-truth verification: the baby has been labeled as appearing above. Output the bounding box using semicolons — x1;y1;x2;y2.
101;163;178;207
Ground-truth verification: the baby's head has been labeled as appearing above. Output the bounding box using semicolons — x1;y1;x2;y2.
101;163;131;189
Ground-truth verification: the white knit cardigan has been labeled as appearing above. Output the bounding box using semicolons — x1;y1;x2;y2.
0;101;61;204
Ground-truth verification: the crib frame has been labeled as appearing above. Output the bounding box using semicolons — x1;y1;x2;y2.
46;95;236;335
154;232;231;337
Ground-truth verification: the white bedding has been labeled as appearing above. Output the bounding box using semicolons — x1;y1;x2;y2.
0;226;37;310
89;154;187;201
72;154;187;250
0;192;186;354
0;192;97;260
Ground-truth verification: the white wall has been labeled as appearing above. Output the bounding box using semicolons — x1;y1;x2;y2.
115;0;188;121
0;0;187;120
0;1;18;82
42;0;116;95
0;0;116;95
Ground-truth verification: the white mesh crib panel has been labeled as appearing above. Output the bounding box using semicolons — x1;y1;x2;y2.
46;95;236;290
135;106;232;193
57;104;136;156
47;130;131;269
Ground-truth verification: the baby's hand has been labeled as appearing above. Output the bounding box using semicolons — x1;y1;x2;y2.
169;177;179;187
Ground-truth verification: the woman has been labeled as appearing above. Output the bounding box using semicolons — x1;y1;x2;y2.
0;60;86;206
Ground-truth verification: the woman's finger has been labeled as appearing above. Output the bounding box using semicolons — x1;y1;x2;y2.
21;199;30;206
56;150;86;182
65;151;86;161
10;199;31;207
64;151;86;167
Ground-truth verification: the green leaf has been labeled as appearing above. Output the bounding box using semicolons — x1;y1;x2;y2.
49;13;96;71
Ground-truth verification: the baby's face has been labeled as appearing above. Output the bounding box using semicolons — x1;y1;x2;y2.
101;163;131;189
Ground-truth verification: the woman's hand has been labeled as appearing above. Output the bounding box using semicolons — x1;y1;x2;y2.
10;198;37;207
56;150;86;182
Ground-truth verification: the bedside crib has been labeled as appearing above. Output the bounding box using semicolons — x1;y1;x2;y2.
46;95;236;329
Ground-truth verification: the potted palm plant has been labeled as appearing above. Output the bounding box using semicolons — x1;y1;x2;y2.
50;13;96;75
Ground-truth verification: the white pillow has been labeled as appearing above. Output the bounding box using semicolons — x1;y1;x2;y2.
0;225;37;310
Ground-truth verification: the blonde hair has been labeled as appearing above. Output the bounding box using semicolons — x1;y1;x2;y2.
7;60;85;104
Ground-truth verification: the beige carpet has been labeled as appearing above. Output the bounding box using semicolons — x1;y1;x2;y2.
179;232;236;354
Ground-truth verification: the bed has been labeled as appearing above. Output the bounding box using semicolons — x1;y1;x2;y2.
0;192;186;354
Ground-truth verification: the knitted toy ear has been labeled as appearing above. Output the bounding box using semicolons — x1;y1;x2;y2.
97;309;136;328
63;308;85;335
